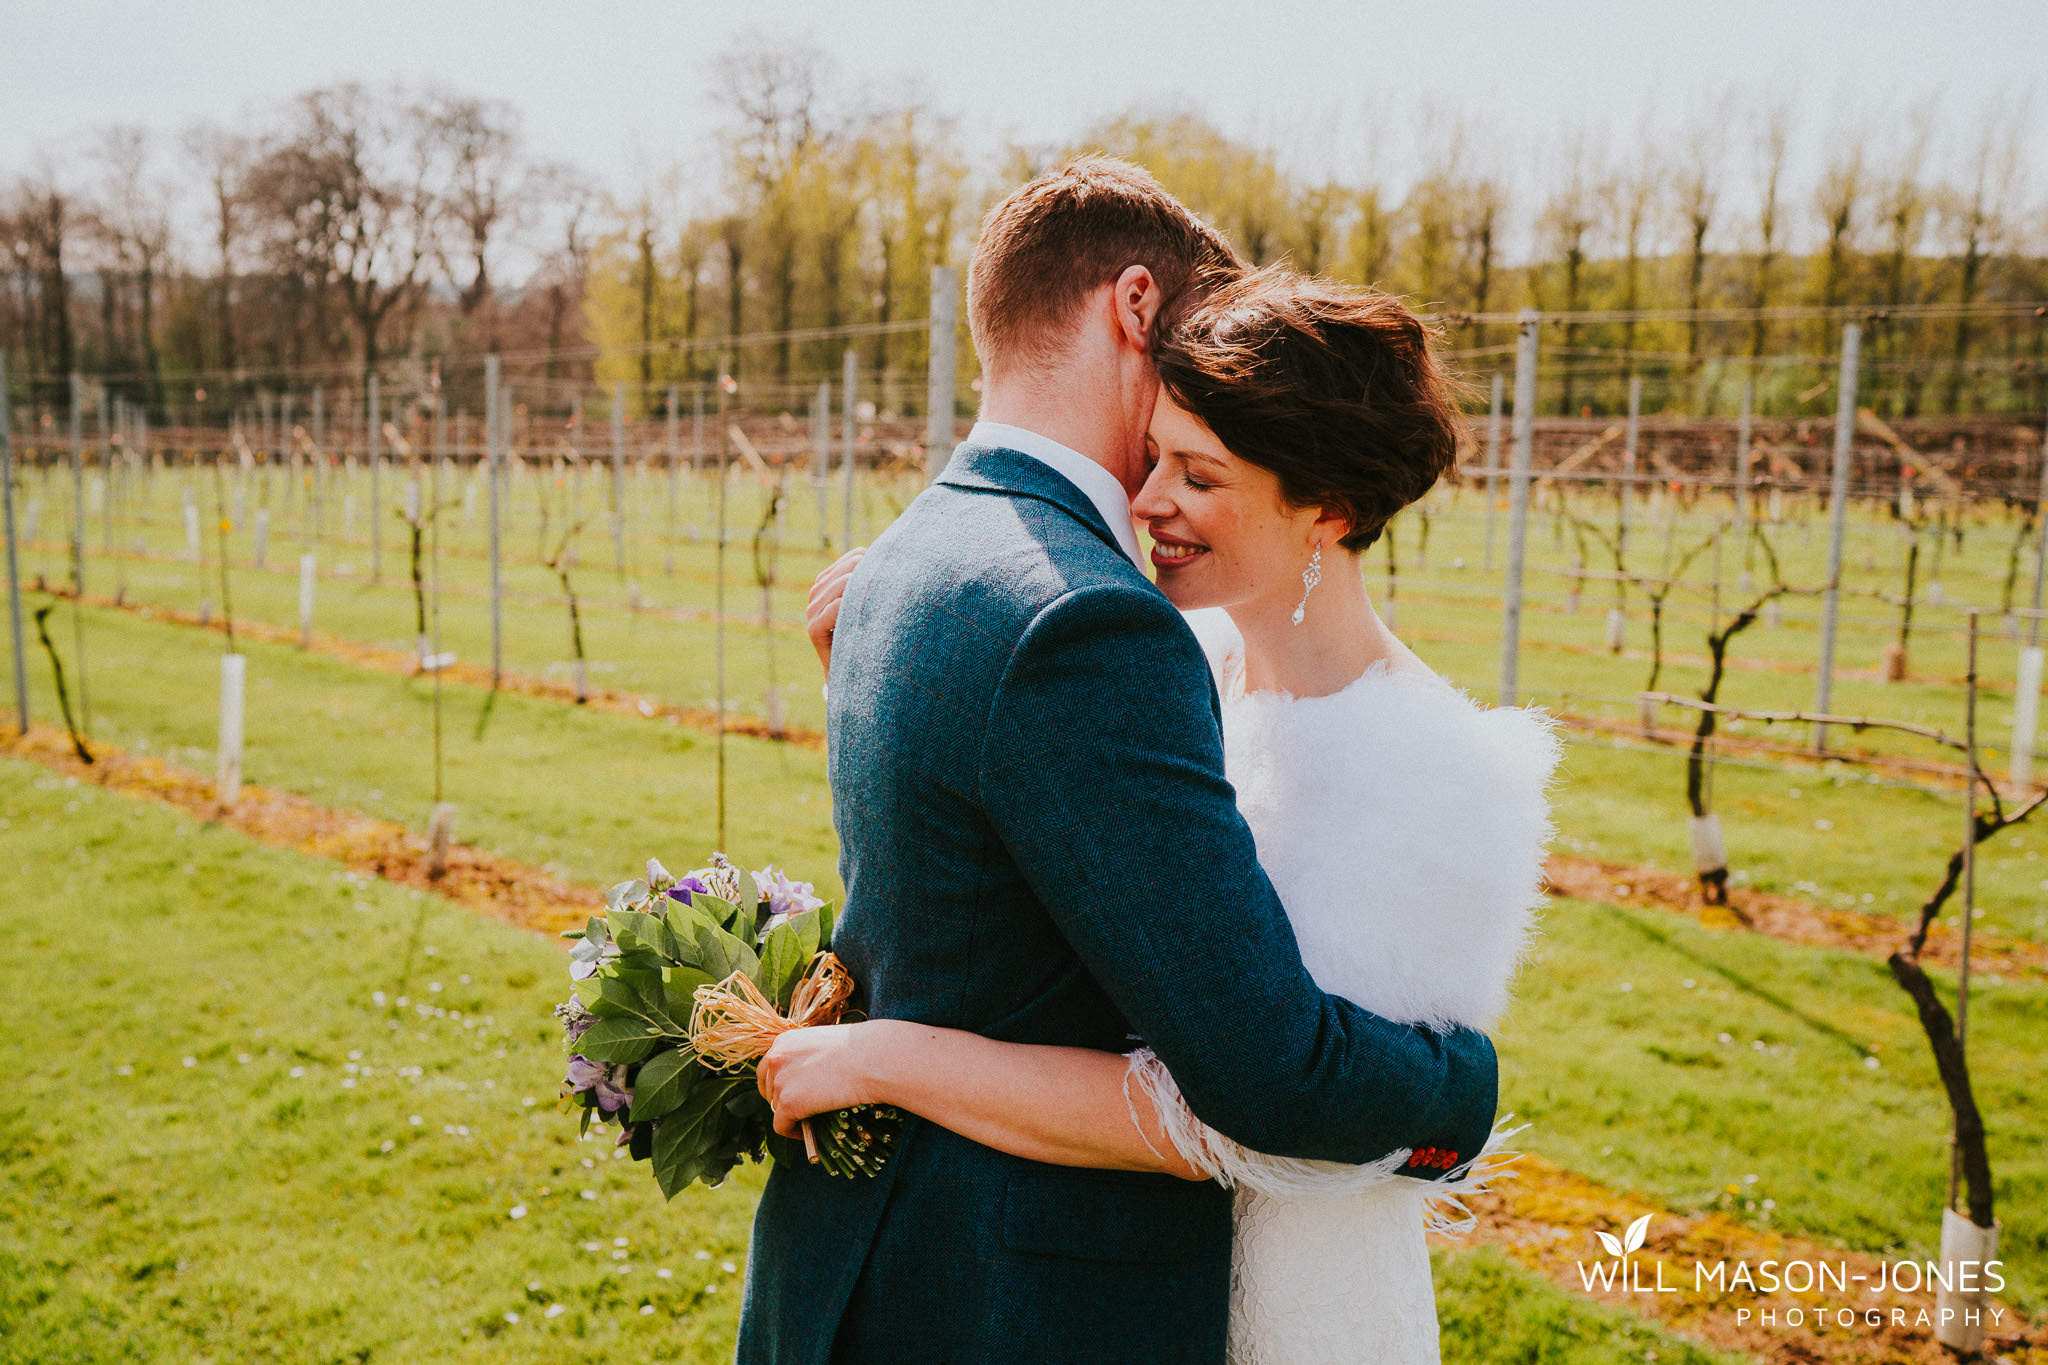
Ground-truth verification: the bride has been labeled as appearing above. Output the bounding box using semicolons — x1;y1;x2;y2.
774;268;1559;1364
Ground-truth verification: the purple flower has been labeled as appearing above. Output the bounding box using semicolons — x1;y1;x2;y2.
666;875;711;906
564;1055;630;1113
753;867;825;923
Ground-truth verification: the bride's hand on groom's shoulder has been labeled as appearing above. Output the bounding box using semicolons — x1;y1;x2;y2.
758;1019;888;1138
806;548;865;675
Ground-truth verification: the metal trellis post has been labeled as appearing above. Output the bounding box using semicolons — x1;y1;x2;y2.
842;347;858;549
1498;311;1539;709
1482;373;1503;572
1813;323;1861;750
487;356;503;689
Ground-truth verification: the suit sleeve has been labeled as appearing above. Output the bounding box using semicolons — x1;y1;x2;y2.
977;583;1497;1168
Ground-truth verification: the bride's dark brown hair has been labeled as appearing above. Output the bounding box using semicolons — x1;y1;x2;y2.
1153;267;1465;552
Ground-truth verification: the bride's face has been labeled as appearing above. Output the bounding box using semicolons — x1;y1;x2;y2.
1134;393;1325;615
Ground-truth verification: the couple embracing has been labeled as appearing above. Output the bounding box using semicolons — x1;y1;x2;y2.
738;157;1560;1365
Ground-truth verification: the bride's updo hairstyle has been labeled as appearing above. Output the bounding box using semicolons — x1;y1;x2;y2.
1153;267;1464;552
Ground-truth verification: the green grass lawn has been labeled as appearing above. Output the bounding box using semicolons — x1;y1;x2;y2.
0;759;1748;1364
0;757;761;1364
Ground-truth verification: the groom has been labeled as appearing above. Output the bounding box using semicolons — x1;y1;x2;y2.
739;157;1498;1364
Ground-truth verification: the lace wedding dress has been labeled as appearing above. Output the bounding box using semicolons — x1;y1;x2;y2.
1129;609;1562;1365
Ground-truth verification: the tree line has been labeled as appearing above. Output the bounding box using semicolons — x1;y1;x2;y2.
2;37;2043;426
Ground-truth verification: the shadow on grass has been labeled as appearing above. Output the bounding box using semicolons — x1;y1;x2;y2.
1599;903;1876;1061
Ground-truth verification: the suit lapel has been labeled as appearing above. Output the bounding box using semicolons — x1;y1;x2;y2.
936;444;1132;565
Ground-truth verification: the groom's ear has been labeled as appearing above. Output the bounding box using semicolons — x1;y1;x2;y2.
1110;265;1164;355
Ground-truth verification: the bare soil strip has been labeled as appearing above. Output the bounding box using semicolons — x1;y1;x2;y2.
3;725;592;938
6;727;2037;1362
1543;853;2048;981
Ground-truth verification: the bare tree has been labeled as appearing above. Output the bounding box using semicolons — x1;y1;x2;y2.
536;175;596;385
1936;108;2024;413
713;34;839;376
182;123;255;377
245;83;449;386
429;93;533;318
89;127;177;402
1746;103;1792;361
1605;122;1661;373
1535;133;1604;414
1812;131;1867;308
5;167;76;408
1672;109;1725;368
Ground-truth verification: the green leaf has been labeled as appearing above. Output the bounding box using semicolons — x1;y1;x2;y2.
692;922;760;986
757;920;811;1011
724;1084;772;1124
815;900;838;949
628;1046;694;1125
661;965;717;1022
597;970;681;1031
651;1077;741;1198
575;1017;662;1065
786;907;824;960
610;909;677;961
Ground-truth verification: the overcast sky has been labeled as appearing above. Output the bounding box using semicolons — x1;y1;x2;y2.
7;0;2043;253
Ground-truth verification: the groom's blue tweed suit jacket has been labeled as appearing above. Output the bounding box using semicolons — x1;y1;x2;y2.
737;444;1498;1365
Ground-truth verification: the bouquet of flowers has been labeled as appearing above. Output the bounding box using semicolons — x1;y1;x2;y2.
556;853;899;1194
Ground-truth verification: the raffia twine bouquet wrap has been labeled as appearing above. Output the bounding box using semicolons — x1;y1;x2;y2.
555;854;899;1194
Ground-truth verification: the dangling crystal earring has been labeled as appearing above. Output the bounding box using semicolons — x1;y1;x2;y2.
1292;545;1323;626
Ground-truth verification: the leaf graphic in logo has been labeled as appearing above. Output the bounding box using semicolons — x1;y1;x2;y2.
1593;1229;1624;1258
1624;1213;1652;1254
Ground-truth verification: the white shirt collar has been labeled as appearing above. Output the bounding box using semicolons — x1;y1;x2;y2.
966;421;1146;570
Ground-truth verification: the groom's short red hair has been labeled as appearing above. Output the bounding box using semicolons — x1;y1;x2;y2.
968;156;1242;376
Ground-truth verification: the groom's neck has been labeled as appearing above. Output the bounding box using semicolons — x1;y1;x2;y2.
980;372;1146;497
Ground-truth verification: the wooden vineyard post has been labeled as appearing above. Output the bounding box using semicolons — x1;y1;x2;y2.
1497;310;1538;708
0;354;26;737
1813;323;1860;750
